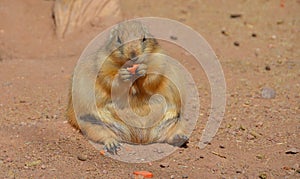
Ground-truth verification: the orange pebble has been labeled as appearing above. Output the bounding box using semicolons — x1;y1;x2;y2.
127;64;139;75
133;171;153;178
100;150;105;156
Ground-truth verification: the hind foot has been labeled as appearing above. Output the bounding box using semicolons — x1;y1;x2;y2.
103;138;121;155
169;134;189;147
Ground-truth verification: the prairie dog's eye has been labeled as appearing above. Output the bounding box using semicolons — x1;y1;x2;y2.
142;35;146;42
117;36;122;44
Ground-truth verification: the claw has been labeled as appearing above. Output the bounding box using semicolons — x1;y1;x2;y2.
135;64;147;77
119;68;132;81
104;140;121;155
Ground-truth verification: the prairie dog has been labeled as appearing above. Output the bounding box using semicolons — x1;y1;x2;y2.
67;21;188;154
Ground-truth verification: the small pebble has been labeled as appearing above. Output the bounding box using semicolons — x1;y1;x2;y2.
41;165;46;170
265;65;271;71
77;154;88;161
271;35;277;40
170;36;178;40
256;155;264;159
160;162;169;168
219;145;225;149
285;148;300;154
170;175;175;179
230;14;242;18
233;41;240;46
276;20;284;25
25;160;41;167
259;173;267;179
251;33;257;37
182;175;188;178
221;29;229;36
261;87;276;99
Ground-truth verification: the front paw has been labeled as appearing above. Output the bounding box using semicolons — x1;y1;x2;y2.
119;68;132;82
135;64;147;77
103;138;121;155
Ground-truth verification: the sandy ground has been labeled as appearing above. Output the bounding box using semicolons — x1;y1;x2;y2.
0;0;299;178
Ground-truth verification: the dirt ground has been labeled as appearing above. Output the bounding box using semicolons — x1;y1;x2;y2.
0;0;299;178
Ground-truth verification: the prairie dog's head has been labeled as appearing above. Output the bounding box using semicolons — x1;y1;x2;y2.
106;21;159;66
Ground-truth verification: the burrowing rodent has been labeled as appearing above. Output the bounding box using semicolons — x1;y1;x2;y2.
67;21;188;154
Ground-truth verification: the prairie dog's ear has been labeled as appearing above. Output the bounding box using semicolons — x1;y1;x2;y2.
109;26;119;41
106;26;121;51
144;32;154;39
141;24;153;39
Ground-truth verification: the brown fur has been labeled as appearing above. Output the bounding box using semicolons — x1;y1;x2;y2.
67;21;187;153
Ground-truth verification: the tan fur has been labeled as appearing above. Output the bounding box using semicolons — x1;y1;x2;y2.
67;21;187;153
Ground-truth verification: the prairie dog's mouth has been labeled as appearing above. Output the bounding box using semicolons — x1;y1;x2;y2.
123;59;136;68
123;59;137;68
124;56;142;67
